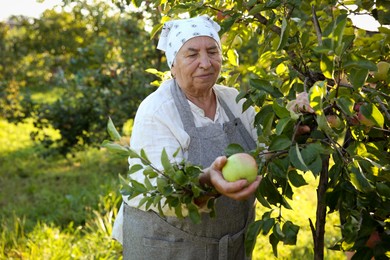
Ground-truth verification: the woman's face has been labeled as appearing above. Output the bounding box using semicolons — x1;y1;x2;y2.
171;36;222;96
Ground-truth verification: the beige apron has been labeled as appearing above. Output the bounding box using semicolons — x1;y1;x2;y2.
123;82;257;260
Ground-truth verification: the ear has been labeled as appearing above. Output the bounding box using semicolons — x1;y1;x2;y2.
171;64;176;78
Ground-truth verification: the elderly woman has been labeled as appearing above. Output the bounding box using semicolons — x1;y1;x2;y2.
112;15;262;259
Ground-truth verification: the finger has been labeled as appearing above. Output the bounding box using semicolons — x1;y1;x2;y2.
210;169;248;194
212;156;227;171
224;176;262;201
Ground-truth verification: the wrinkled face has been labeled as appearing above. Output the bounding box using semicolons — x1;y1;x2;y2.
171;36;222;96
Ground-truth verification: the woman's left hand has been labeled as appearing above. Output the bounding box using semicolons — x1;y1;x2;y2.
199;156;262;201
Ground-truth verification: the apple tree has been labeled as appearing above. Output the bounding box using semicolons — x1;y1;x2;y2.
104;0;390;259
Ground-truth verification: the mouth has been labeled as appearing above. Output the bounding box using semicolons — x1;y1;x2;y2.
194;73;214;79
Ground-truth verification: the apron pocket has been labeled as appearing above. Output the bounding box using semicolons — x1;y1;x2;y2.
143;237;206;259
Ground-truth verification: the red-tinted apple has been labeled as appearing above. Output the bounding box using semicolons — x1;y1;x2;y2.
326;115;343;129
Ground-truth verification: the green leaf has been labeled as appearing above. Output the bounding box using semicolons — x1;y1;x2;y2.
309;81;326;113
289;144;309;172
101;140;131;156
225;143;245;157
187;203;201;224
376;182;390;197
250;79;283;98
273;222;285;240
144;176;154;190
348;160;374;193
316;113;337;139
269;233;279;257
332;14;348;53
264;0;281;9
360;103;384;128
320;54;333;79
275;117;292;135
149;22;164;39
301;143;324;175
173;170;186;185
336;95;355;116
277;17;289;51
227;49;239;66
343;57;377;71
143;166;158;178
248;4;264;16
220;13;240;34
161;148;175;177
307;155;323;176
137;196;150;208
273;101;290;119
348;68;368;89
130;179;148;193
107;117;121;141
255;188;271;208
269;135;291;151
288;170;308;187
156;177;168;193
140;149;151;165
282;221;299;245
245;220;263;256
262;218;275;235
129;164;143;174
174;204;184;219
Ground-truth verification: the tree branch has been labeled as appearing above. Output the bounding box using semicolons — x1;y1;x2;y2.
311;5;322;46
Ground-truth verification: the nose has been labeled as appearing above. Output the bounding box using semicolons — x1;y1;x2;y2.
199;52;211;69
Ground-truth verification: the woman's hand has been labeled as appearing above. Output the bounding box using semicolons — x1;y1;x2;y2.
199;156;262;201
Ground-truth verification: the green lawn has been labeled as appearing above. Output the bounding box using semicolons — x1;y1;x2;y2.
0;118;346;259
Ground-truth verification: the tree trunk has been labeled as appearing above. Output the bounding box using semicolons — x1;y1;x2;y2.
311;155;329;260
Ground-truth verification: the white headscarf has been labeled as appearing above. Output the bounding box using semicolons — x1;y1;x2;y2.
157;15;221;68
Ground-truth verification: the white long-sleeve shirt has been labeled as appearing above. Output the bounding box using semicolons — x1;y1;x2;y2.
112;79;257;243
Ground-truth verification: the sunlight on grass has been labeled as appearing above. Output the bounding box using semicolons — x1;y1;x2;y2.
0;118;60;155
1;118;124;259
253;174;346;260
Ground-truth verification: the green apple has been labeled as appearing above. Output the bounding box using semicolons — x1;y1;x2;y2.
222;153;258;183
232;35;243;48
373;61;390;81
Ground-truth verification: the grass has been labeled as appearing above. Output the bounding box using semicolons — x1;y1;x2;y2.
252;174;346;259
0;118;124;259
0;118;347;259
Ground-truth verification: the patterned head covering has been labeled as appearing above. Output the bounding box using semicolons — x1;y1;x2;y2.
157;15;221;68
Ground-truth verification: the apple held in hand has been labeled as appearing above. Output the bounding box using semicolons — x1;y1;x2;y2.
222;153;258;183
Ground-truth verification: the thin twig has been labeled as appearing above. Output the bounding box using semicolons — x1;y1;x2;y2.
311;5;322;46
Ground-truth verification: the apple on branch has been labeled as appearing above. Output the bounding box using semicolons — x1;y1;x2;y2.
373;61;390;81
222;153;258;184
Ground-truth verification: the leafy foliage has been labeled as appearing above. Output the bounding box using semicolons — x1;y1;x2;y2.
109;0;390;258
102;118;219;224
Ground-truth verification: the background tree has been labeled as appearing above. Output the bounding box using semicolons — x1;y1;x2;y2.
1;0;164;154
